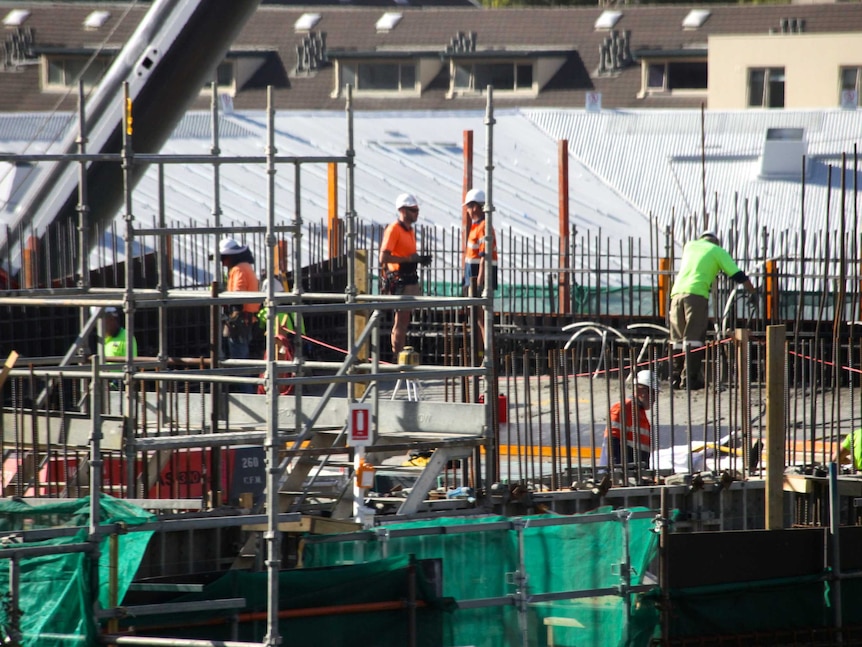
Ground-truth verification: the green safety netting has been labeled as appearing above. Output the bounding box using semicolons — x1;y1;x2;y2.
656;574;862;639
0;499;662;646
0;495;154;647
122;553;454;647
301;507;661;647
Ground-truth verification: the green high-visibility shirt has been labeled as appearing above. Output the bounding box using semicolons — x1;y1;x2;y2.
670;238;746;299
842;429;862;471
105;328;138;360
259;308;306;336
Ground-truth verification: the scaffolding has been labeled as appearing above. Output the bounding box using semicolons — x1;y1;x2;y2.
4;79;862;645
0;83;505;647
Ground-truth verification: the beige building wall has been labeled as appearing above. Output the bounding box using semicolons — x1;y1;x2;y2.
708;33;862;109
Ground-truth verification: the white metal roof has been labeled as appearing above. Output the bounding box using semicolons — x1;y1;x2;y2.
1;107;859;285
526;108;862;258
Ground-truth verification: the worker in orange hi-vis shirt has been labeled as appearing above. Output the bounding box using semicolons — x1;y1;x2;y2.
220;237;260;393
462;188;498;346
598;370;660;470
379;193;431;358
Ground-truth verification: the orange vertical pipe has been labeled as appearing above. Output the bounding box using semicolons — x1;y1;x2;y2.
165;234;174;288
462;130;473;251
23;236;38;289
558;140;570;315
327;162;341;259
658;257;670;319
765;259;777;322
274;240;288;289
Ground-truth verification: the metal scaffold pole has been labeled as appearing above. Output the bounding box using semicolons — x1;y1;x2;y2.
483;87;497;492
345;85;358;403
263;86;282;647
210;79;224;507
75;81;90;292
122;81;139;497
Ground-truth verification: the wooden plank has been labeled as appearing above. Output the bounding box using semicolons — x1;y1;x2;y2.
784;474;862;497
0;351;18;391
242;515;360;534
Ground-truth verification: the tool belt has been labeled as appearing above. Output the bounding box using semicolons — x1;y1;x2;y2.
223;310;256;340
380;270;419;295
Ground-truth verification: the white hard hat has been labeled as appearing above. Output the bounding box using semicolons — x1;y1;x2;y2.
395;193;419;210
636;369;660;392
699;230;720;244
463;188;485;206
219;237;247;256
261;278;284;293
90;306;118;317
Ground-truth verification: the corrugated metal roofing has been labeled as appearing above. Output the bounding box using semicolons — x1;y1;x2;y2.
0;108;647;283
526;108;862;258
1;107;859;283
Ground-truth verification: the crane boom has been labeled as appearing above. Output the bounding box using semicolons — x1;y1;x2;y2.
1;0;261;273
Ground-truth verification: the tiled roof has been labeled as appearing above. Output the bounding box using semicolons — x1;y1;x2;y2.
3;2;862;112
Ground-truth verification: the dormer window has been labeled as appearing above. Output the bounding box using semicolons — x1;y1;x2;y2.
339;60;417;94
450;60;535;96
201;60;235;94
43;54;110;91
643;61;707;95
635;49;707;98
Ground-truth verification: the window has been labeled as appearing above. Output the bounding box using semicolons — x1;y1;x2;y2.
840;67;861;106
452;61;534;94
341;61;416;93
748;68;785;108
201;61;235;93
594;10;622;31
682;9;710;30
644;61;707;93
43;55;109;90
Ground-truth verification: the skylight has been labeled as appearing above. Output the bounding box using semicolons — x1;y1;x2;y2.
83;11;110;30
295;13;321;32
594;10;622;31
376;12;403;33
2;9;30;27
682;10;711;30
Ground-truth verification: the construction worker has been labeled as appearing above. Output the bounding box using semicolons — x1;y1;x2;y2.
669;230;757;390
257;278;305;395
95;306;137;390
462;188;498;345
102;307;137;360
598;369;659;468
834;428;862;471
379;193;431;358
219;237;260;392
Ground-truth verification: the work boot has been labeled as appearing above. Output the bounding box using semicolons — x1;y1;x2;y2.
680;378;704;391
671;354;684;389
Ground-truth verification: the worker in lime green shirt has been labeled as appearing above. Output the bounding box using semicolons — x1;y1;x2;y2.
257;278;306;396
835;429;862;471
103;306;138;360
258;278;306;340
669;230;756;390
98;306;137;390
